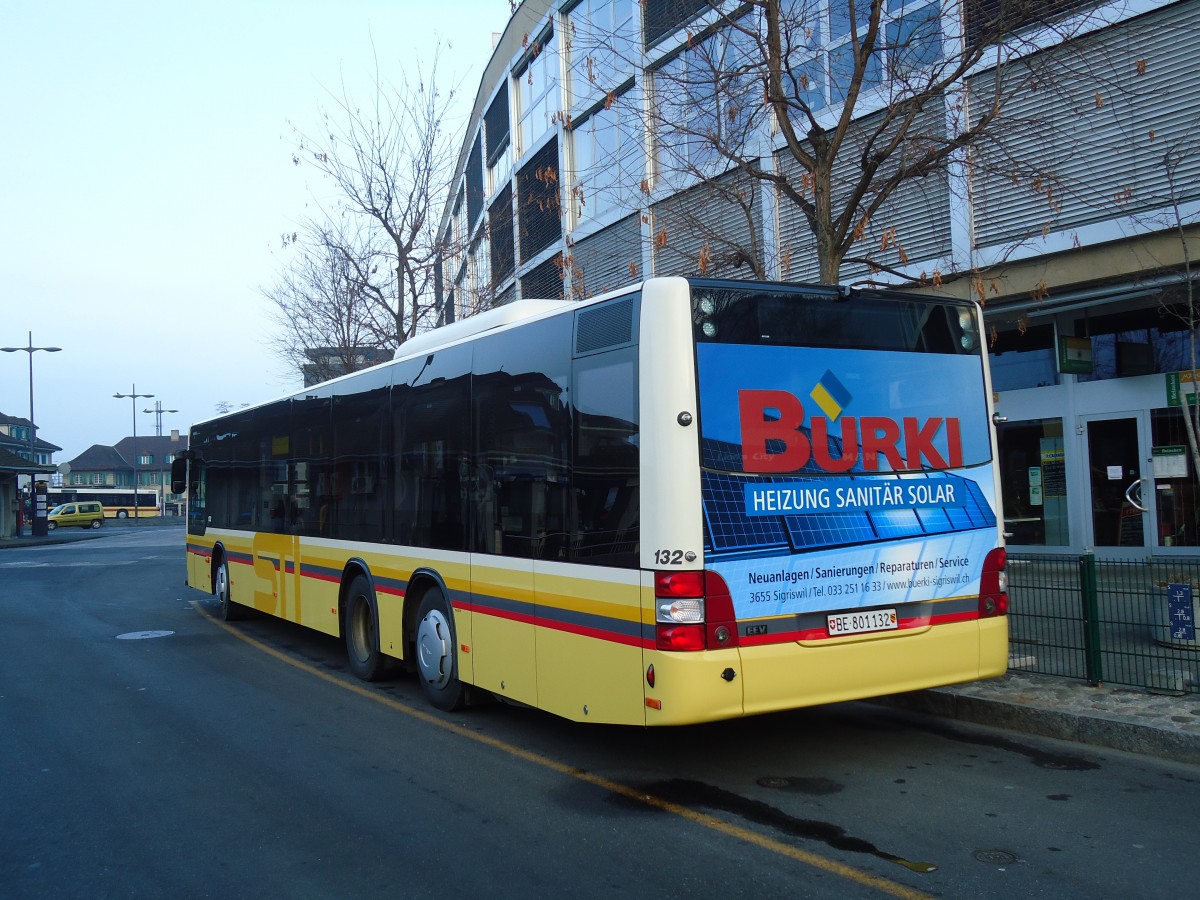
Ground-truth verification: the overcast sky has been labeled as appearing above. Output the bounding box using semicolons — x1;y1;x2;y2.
1;0;510;463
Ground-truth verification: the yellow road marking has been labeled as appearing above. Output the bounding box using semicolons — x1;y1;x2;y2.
191;600;932;900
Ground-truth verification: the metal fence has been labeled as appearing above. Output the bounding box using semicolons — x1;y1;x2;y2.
1007;553;1200;693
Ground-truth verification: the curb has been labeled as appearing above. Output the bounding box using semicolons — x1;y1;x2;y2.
878;687;1200;767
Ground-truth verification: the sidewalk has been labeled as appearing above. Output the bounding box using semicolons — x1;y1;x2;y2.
879;669;1200;766
0;517;180;549
4;526;1199;764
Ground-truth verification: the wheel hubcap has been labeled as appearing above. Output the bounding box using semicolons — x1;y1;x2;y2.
349;598;373;662
416;608;452;689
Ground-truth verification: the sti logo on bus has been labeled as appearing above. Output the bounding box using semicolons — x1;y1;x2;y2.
737;376;963;474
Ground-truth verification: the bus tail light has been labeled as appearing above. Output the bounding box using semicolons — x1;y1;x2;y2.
654;570;740;651
979;547;1008;618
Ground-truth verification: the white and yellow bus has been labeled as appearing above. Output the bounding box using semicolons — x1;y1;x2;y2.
48;487;162;519
174;277;1007;725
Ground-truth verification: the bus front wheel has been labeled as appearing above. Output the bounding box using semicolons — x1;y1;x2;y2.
215;556;243;621
344;576;387;682
415;589;466;711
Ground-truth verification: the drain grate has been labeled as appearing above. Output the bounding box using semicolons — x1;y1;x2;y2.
973;849;1018;865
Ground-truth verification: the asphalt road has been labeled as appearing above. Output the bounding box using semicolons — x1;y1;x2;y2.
2;526;1198;899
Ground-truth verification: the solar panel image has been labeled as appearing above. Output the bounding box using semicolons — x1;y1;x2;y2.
700;437;996;562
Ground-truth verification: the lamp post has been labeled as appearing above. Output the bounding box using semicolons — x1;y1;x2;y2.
142;400;178;437
114;385;154;519
1;332;62;467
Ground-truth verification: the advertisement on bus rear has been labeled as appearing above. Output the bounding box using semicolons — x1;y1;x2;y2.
697;343;998;623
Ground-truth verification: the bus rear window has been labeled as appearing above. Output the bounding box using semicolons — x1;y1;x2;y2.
691;284;979;355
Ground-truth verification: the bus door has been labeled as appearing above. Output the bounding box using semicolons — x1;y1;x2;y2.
252;531;302;620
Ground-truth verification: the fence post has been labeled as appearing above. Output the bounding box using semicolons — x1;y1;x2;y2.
1080;553;1102;686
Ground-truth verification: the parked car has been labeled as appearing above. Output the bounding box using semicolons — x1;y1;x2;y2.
47;501;104;530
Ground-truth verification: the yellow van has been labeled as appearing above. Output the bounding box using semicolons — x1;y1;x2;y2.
47;501;105;530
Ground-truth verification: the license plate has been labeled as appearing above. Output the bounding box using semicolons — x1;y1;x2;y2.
827;608;898;637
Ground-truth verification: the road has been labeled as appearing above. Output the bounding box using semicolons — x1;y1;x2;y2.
2;526;1198;898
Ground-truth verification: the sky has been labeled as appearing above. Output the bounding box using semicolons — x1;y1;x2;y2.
0;0;512;463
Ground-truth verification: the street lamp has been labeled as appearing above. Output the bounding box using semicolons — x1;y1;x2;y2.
1;332;62;467
142;400;178;437
114;385;154;519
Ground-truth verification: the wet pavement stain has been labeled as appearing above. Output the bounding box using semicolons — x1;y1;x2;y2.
907;718;1100;771
632;779;937;874
755;775;844;795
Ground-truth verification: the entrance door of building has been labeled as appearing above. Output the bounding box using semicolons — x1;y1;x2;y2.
1084;414;1152;553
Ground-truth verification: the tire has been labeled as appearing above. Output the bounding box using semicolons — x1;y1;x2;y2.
116;509;129;519
344;576;387;682
47;521;57;531
214;555;244;621
415;588;466;711
89;519;103;529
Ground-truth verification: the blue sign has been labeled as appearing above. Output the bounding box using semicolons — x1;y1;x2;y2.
1167;583;1196;642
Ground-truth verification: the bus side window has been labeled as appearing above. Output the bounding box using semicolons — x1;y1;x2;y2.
571;347;639;567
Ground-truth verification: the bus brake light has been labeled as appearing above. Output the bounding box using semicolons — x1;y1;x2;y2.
654;570;740;651
979;547;1008;617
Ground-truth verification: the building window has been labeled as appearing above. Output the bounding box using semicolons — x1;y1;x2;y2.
1073;305;1197;383
569;86;645;228
654;21;757;180
988;322;1059;391
1151;408;1200;548
515;28;559;157
566;0;637;109
779;1;942;111
138;454;153;466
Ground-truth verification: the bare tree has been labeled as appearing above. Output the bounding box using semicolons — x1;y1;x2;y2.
1144;139;1200;478
572;0;1107;285
289;48;459;348
264;221;388;384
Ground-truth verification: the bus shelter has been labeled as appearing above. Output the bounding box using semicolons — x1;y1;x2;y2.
0;447;54;539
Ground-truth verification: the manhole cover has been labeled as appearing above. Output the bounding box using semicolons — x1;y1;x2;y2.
116;630;175;640
973;849;1018;865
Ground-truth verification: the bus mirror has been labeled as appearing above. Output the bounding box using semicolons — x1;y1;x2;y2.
170;457;188;495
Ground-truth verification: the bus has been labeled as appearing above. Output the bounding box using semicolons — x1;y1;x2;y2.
173;276;1007;725
49;487;162;519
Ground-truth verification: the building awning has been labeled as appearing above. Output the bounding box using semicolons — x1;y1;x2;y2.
0;447;54;476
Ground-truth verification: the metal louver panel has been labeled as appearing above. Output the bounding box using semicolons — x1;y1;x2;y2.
970;0;1200;249
568;214;642;297
774;103;952;282
576;296;635;355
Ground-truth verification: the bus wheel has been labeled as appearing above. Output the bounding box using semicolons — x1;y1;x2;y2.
344;576;387;682
215;556;244;621
116;509;128;519
415;589;466;711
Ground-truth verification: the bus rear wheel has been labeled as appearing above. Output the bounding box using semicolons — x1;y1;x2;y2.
344;576;387;682
415;589;466;711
